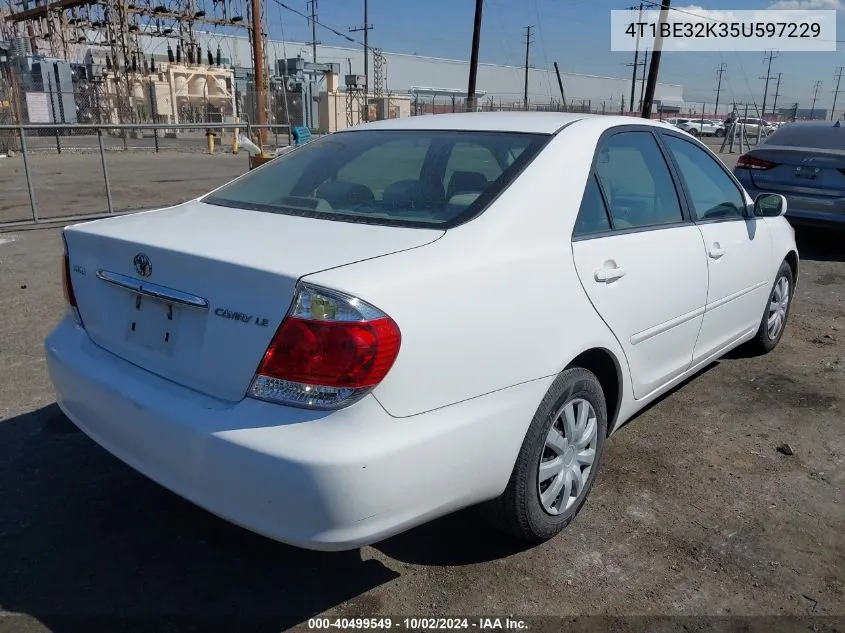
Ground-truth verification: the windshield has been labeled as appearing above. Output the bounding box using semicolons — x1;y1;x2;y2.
203;129;550;228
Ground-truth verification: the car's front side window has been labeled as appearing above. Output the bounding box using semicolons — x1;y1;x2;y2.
593;131;684;230
662;135;746;221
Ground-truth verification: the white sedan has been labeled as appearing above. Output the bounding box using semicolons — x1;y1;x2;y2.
677;119;726;137
46;112;799;551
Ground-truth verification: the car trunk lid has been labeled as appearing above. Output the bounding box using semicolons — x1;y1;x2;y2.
746;146;845;217
63;200;443;402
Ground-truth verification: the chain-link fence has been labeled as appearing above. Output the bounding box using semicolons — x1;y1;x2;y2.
0;61;301;134
0;122;290;227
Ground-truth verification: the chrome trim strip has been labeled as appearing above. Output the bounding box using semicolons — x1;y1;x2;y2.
96;270;209;310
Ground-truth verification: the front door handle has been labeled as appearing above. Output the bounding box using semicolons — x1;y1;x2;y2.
708;243;726;259
595;265;626;283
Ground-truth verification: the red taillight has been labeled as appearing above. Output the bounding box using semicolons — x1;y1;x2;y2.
62;254;77;308
248;283;401;409
736;154;778;170
257;316;401;388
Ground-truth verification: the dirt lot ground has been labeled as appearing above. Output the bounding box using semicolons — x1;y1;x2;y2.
0;147;842;632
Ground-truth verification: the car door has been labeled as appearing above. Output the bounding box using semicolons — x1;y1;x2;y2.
659;132;773;362
571;128;709;399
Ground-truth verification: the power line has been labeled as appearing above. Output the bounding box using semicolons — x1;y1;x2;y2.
272;0;371;51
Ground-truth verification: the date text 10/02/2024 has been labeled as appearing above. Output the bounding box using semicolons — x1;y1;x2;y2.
307;617;529;631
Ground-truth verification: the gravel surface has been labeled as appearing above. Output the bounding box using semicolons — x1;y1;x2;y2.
0;147;842;632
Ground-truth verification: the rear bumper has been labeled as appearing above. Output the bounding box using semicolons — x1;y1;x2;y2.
45;317;550;551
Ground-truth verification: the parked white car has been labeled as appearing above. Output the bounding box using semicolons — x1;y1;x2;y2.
677;119;725;137
733;117;778;137
46;112;799;551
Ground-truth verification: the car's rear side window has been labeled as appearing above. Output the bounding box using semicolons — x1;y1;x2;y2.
203;129;549;228
593;131;684;230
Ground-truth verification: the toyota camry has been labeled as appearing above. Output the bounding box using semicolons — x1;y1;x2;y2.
46;112;799;551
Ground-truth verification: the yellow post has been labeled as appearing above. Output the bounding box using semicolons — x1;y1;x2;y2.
206;131;216;154
232;116;240;154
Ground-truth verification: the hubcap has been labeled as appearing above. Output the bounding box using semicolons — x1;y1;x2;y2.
537;398;598;515
767;275;790;340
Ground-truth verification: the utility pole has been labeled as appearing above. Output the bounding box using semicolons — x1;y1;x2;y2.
250;0;266;144
771;72;783;118
349;0;373;120
811;80;823;119
831;67;844;120
553;61;567;109
641;0;670;118
308;0;318;63
714;62;727;118
466;0;484;112
637;47;649;110
759;49;778;119
523;25;534;111
306;0;320;130
629;2;643;113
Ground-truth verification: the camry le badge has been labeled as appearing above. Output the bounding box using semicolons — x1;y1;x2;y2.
133;253;152;278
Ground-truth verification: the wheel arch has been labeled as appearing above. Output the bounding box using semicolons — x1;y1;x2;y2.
785;249;799;287
565;347;623;437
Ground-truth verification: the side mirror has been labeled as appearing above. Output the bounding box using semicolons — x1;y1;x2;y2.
754;193;787;217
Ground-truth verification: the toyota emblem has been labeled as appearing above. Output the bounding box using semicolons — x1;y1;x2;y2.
133;253;152;278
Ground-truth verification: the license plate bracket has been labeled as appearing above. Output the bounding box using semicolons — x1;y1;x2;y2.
126;293;178;352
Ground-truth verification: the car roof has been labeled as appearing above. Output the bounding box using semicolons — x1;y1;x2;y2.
350;111;678;135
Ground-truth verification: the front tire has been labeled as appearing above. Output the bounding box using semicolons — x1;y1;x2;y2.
715;129;725;137
747;261;794;355
483;368;608;543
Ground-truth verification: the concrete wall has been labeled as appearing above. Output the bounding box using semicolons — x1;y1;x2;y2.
318;91;411;133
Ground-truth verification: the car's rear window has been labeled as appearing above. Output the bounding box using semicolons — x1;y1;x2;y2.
763;125;845;150
203;129;550;228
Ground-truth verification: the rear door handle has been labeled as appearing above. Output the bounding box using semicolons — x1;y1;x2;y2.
594;266;626;283
708;243;726;259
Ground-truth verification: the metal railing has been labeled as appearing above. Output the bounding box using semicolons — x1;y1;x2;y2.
0;122;290;228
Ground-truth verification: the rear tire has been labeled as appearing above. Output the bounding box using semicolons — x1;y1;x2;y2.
746;260;794;355
482;368;608;543
715;129;725;137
